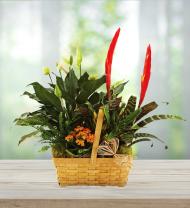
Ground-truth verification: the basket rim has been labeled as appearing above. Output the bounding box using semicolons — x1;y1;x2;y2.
52;154;133;161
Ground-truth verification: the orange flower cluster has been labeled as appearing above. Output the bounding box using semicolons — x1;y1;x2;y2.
65;126;95;147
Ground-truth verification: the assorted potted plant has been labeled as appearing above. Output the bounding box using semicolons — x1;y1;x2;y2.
14;28;183;186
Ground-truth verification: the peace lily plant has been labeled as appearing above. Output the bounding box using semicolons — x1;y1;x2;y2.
15;28;184;158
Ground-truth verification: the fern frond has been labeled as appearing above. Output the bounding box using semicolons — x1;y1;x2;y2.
18;130;40;145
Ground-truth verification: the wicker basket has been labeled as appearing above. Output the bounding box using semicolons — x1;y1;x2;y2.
53;107;132;187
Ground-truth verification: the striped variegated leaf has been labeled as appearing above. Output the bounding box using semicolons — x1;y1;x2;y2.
136;101;158;121
128;138;151;147
119;108;142;128
119;129;136;141
134;133;165;144
136;114;184;128
98;138;119;157
123;96;137;116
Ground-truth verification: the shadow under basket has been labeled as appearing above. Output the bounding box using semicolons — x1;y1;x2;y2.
52;107;133;187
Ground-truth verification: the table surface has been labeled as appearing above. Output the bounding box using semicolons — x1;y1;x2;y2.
0;160;190;208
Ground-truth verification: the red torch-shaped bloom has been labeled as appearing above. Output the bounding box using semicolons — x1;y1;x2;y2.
105;28;120;99
138;44;151;107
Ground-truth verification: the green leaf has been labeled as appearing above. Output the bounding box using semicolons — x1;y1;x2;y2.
56;76;68;99
65;69;79;98
88;92;100;105
23;91;40;102
30;82;62;111
78;72;89;88
120;108;142;128
103;104;110;125
76;47;82;67
136;101;158;121
112;81;128;96
39;145;50;152
15;115;50;127
54;85;62;98
59;112;64;132
136;114;184;128
18;130;40;145
76;75;105;104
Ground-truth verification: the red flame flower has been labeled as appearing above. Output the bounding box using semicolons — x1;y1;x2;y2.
139;44;151;107
105;28;120;99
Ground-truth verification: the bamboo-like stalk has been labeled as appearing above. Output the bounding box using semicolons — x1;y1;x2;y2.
90;107;104;164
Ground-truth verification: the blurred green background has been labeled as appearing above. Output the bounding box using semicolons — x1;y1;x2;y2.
0;0;189;159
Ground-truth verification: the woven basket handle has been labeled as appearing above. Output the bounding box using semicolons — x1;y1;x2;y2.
90;107;104;164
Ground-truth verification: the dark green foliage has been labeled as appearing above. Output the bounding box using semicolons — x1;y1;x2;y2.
102;89;184;151
30;82;62;111
15;57;184;157
76;75;106;104
15;68;106;157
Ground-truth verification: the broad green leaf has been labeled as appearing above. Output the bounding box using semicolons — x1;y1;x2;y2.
18;130;40;145
56;76;68;100
30;82;62;111
112;81;128;96
65;69;79;98
54;85;62;98
136;114;184;128
88;92;100;105
78;72;89;88
136;101;158;121
76;75;105;104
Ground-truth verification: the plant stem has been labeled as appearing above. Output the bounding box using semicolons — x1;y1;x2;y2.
59;70;63;80
65;149;76;157
79;64;81;77
60;98;65;111
48;74;53;85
